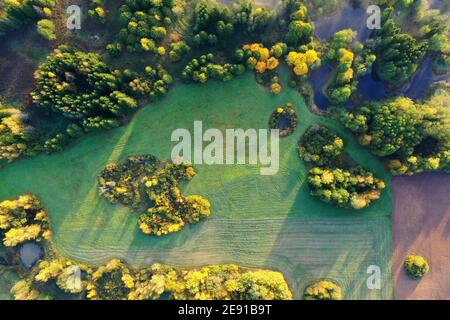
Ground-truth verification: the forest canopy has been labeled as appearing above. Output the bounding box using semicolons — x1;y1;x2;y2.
337;85;450;175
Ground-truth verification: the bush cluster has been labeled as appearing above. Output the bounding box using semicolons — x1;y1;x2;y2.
268;103;298;137
303;280;342;300
338;85;450;175
0;0;55;34
98;155;211;236
404;255;430;279
0;195;51;247
182;53;245;83
235;43;285;93
107;0;174;54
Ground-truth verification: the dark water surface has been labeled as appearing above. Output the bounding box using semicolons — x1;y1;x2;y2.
19;242;44;269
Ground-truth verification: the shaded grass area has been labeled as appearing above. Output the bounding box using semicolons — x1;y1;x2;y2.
0;68;393;299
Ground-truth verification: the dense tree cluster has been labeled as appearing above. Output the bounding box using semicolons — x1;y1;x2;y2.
168;41;191;62
298;124;345;167
32;46;137;120
165;264;292;300
0;101;37;162
89;262;292;300
127;64;173;99
411;0;450;74
0;0;55;33
303;280;342;300
404;255;429;279
191;0;273;48
87;0;107;24
268;103;298;137
182;53;245;83
0;195;50;247
298;125;385;209
307;166;385;209
231;0;274;34
285;1;313;47
368;10;428;85
108;0;175;54
88;259;133;300
235;43;285;93
98;155;211;236
286;49;320;77
338;86;450;175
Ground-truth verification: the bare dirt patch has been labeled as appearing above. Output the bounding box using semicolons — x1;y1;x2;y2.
0;29;51;104
392;172;450;300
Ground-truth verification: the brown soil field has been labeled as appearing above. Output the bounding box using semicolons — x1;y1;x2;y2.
392;172;450;300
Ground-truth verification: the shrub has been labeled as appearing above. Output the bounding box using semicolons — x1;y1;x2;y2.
110;0;174;54
404;255;429;279
182;53;245;83
303;280;342;300
0;102;37;162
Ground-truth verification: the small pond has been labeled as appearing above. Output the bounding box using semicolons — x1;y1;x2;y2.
19;242;44;269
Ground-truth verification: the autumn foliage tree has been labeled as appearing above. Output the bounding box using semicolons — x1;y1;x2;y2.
0;0;55;33
338;86;450;175
98;155;211;236
0;195;51;247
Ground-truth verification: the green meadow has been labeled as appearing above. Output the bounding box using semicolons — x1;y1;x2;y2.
0;68;393;299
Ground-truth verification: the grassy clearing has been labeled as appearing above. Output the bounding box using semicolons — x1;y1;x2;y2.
0;68;393;299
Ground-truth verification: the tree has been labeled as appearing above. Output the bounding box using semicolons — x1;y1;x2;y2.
304;280;342;300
